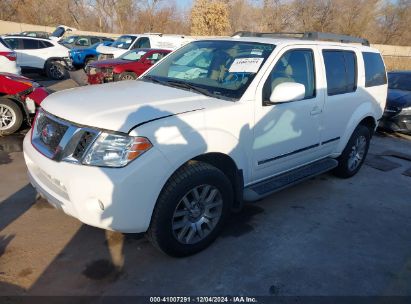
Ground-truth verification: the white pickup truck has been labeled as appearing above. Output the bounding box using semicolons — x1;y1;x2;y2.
23;32;387;256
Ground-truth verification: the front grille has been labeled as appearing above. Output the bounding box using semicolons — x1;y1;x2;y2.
72;131;95;159
32;109;100;163
35;113;68;153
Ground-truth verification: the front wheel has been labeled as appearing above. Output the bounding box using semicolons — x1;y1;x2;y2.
333;125;371;178
147;161;233;257
118;72;137;81
0;98;23;135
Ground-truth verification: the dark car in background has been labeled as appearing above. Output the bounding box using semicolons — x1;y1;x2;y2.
86;48;170;84
61;35;114;49
380;71;411;134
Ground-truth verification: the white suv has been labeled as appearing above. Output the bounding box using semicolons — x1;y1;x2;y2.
0;37;20;74
23;32;387;256
2;36;70;80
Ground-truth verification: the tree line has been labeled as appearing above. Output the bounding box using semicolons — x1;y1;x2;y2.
1;0;410;46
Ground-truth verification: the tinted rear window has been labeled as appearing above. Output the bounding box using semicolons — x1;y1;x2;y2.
323;50;357;96
23;39;40;49
363;52;387;87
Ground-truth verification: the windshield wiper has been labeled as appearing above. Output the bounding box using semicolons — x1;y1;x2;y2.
162;80;216;98
141;75;165;85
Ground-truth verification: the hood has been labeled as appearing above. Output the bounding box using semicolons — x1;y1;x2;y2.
96;45;127;58
90;58;126;68
41;80;218;133
387;89;411;108
0;72;30;81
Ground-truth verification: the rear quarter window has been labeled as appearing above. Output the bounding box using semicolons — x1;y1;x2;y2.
363;52;387;87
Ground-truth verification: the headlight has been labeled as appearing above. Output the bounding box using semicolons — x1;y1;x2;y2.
82;132;152;167
400;106;411;115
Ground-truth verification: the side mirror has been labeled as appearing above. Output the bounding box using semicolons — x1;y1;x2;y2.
268;82;306;104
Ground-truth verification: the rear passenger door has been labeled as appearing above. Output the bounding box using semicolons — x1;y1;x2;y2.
252;46;326;181
16;39;51;69
318;48;359;154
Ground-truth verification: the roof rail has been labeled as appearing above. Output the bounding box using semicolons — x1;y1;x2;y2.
231;31;370;46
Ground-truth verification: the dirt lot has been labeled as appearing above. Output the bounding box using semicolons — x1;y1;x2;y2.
1;75;411;296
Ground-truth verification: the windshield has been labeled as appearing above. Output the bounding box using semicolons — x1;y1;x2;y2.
144;40;275;100
111;35;136;50
388;73;411;91
62;36;77;44
120;49;147;61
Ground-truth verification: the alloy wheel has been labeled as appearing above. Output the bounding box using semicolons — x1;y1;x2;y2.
172;184;223;245
348;135;367;171
0;104;16;130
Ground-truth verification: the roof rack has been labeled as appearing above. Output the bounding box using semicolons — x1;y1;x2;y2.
231;31;370;46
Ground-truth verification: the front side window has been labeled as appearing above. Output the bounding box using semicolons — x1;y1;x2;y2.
76;38;89;46
263;49;315;101
146;51;167;63
323;50;357;96
144;40;275;100
363;52;387;87
133;37;151;49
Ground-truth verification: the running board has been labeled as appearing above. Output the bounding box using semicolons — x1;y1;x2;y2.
244;158;338;201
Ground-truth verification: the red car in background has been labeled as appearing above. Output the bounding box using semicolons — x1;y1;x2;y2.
86;48;171;85
0;73;49;135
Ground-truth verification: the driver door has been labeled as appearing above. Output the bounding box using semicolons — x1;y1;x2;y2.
252;46;325;182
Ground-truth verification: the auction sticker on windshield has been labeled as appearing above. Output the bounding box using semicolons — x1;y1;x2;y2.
228;58;264;73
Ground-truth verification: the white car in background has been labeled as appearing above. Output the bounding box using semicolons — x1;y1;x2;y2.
0;37;20;74
2;36;70;80
96;33;193;59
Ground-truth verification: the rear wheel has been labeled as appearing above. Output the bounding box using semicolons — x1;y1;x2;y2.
46;60;67;80
333;125;371;178
119;72;137;81
0;98;23;135
147;161;233;257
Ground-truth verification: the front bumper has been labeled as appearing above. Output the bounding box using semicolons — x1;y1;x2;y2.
23;130;172;233
25;87;49;113
379;112;411;134
87;72;114;85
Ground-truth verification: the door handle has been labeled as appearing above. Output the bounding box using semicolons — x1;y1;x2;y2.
310;106;322;116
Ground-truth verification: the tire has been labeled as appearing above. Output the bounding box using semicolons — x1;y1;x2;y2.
0;98;23;135
119;72;137;81
333;125;371;178
147;161;233;257
45;60;67;80
84;57;96;70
